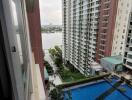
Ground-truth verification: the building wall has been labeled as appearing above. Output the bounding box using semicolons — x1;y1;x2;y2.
96;0;118;62
26;0;44;81
112;0;132;56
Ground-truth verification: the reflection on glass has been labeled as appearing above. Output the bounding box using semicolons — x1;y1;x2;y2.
11;1;23;64
11;0;28;91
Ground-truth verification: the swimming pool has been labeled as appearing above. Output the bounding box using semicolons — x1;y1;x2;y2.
63;78;132;100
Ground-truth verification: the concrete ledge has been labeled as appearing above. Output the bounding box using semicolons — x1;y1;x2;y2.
36;64;46;100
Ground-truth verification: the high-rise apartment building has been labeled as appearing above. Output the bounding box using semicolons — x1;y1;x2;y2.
63;0;132;75
123;11;132;70
0;0;46;100
112;0;132;56
63;0;100;75
96;0;118;62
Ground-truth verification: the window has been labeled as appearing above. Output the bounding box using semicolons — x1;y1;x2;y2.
123;29;125;33
123;59;126;64
127;61;132;66
128;54;132;59
127;37;130;43
130;22;132;25
96;1;100;4
129;30;131;33
104;4;110;8
124;52;127;57
130;47;132;51
11;0;30;91
122;35;124;39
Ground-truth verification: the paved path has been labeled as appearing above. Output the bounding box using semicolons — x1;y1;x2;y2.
44;50;62;85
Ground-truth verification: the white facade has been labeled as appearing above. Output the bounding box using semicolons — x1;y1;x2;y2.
123;11;132;70
63;0;100;75
112;0;132;56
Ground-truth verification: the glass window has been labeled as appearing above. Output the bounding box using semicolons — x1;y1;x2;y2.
11;2;23;63
11;0;29;91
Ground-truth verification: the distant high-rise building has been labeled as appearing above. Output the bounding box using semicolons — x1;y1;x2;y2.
62;0;100;75
96;0;118;62
112;0;132;56
0;0;46;100
123;11;132;70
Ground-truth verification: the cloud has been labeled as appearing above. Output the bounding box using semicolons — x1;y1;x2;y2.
39;0;62;25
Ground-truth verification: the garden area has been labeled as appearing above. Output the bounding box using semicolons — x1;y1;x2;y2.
48;46;86;82
44;60;54;75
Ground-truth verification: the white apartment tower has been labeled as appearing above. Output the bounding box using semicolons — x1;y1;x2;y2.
112;0;132;56
62;0;100;75
123;11;132;70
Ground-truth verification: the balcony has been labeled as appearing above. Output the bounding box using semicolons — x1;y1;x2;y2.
127;50;132;55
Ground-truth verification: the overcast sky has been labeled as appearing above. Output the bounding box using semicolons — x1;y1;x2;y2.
39;0;62;25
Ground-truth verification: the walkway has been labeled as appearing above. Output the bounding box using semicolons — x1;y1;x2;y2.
44;50;62;85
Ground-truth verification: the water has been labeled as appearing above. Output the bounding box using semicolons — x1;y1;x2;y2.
63;78;132;100
41;32;62;50
42;32;62;64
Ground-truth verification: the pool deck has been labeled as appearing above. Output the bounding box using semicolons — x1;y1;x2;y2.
63;79;104;91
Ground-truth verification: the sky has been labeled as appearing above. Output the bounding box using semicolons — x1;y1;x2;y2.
39;0;62;25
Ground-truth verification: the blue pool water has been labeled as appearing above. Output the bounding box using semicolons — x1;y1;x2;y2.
63;79;132;100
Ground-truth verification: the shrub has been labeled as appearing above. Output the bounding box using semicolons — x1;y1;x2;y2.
44;60;54;75
49;88;63;100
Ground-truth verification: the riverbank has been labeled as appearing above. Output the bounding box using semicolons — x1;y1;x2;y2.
41;31;62;33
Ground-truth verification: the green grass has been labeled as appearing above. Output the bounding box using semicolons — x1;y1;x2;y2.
60;68;86;82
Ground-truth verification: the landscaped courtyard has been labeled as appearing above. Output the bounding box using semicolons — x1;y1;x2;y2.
48;46;86;83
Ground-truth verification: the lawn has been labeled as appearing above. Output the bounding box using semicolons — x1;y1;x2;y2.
60;67;86;82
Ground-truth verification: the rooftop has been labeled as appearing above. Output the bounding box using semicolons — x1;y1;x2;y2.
91;62;103;71
101;56;122;65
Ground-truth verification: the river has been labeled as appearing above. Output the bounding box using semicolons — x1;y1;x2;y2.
42;32;62;62
41;32;62;50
